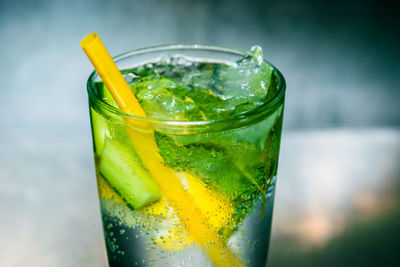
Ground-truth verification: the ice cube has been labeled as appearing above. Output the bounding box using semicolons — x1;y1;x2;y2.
211;46;273;104
133;78;206;121
123;72;139;83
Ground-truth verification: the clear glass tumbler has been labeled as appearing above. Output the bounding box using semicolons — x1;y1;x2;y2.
86;45;285;267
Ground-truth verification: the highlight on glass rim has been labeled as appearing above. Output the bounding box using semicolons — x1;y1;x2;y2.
82;33;285;267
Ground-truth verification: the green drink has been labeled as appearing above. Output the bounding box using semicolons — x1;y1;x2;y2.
87;45;285;267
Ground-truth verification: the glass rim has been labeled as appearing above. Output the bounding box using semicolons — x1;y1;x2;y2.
86;44;286;130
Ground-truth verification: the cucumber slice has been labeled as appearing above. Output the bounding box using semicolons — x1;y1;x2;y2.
99;138;162;209
90;107;109;155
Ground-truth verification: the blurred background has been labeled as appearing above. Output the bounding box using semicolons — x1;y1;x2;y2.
0;0;399;266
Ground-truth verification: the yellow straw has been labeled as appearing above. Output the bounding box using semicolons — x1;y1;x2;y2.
81;33;146;117
81;33;242;267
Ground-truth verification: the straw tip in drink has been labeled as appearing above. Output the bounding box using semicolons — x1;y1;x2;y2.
80;33;99;49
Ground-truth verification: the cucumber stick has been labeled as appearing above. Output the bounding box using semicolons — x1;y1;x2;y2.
99;138;162;209
90;107;109;155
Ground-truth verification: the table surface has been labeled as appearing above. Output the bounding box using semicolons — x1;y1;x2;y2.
1;128;398;267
